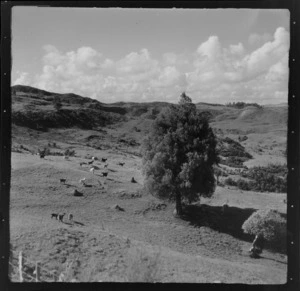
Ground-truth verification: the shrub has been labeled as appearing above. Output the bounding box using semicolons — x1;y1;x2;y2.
224;177;237;186
236;179;253;191
239;164;287;193
242;209;286;252
64;149;76;157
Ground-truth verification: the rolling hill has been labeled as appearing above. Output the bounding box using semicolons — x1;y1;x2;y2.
9;85;288;283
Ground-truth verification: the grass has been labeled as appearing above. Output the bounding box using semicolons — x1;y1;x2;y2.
9;86;288;283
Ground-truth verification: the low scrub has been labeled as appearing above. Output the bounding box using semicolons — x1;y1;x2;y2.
240;164;287;193
242;209;286;252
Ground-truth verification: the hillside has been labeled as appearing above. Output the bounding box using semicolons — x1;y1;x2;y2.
9;85;287;283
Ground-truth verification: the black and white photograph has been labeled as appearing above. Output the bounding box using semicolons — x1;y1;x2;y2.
6;4;293;284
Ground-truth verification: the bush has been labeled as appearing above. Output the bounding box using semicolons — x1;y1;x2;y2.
242;209;286;252
239;164;287;193
224;177;237;186
236;179;254;191
64;149;76;157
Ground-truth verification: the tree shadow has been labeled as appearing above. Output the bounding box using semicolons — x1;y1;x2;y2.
181;204;256;242
73;221;85;226
63;220;85;226
259;255;287;265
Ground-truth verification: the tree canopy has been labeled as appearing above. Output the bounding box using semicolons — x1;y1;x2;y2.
141;93;218;215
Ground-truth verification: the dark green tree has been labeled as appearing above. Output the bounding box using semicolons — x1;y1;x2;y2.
142;93;218;216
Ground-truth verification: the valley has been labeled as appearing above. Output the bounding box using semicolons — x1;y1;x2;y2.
9;85;287;283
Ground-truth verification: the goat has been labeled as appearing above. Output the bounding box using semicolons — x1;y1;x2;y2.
102;172;108;177
64;156;69;160
68;213;73;221
92;156;98;161
79;162;86;167
118;162;125;166
58;213;66;222
39;153;45;159
88;160;94;165
102;158;107;163
104;164;108;168
79;178;86;185
60;179;66;184
90;167;95;175
51;213;58;219
131;177;137;183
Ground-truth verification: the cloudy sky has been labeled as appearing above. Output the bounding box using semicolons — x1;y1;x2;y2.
12;7;290;104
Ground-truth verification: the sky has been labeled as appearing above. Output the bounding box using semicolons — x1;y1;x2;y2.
12;7;290;104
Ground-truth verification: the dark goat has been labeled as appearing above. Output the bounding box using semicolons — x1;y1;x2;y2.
60;179;66;184
118;162;125;166
51;213;58;219
102;158;108;162
58;213;66;222
102;172;108;177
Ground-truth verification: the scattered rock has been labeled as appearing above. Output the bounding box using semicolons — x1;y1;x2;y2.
73;189;83;197
131;177;137;183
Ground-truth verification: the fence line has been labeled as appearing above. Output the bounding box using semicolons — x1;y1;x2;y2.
9;251;65;282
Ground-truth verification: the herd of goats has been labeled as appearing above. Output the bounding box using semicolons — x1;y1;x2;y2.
39;150;263;258
40;153;137;224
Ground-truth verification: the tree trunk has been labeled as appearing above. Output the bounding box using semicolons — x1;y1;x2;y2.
176;192;182;216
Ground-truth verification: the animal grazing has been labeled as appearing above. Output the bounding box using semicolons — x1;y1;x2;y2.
114;204;125;211
102;172;108;177
79;162;86;166
102;158;107;162
60;179;66;184
92;156;98;161
51;213;58;219
58;213;66;222
90;167;95;174
104;164;108;168
39;153;45;159
118;162;125;166
131;177;137;183
88;160;94;165
79;178;86;185
68;213;73;221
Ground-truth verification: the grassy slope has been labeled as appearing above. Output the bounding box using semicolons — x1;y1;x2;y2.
9;85;287;283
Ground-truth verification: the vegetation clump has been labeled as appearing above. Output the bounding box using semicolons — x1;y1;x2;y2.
225;102;262;109
240;164;287;193
142;92;218;216
242;209;286;252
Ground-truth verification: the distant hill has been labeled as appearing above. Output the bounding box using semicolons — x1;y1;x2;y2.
11;85;287;133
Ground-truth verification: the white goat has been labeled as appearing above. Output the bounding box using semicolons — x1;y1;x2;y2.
79;177;86;185
90;167;95;175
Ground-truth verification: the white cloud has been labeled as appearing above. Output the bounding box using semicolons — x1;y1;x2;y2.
13;27;289;104
13;71;32;86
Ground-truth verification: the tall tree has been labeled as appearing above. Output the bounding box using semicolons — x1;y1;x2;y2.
142;93;218;216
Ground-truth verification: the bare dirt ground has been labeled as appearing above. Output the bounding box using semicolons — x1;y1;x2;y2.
10;144;287;283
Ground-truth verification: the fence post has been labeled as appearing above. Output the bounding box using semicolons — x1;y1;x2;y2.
18;251;24;282
35;261;41;282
